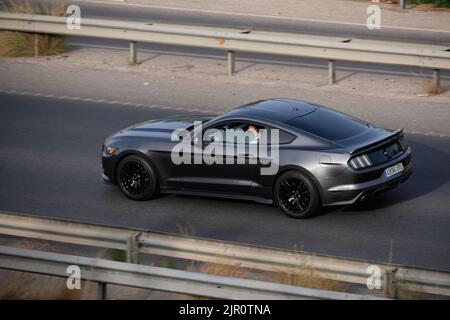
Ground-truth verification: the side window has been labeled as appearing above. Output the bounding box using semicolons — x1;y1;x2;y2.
203;122;238;143
204;122;260;144
257;128;295;145
278;130;296;144
203;122;295;145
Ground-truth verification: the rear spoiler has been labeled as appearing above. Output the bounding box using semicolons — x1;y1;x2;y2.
349;129;404;155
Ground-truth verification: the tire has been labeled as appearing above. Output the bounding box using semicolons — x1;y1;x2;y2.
274;170;320;219
116;155;158;201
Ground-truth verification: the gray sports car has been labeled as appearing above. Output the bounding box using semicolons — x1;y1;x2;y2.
102;99;413;218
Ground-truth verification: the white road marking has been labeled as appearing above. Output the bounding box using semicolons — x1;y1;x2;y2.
0;88;213;113
409;131;450;138
78;0;450;34
0;88;447;137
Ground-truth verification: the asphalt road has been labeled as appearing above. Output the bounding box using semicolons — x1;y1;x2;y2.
0;92;449;271
66;0;450;45
30;0;450;78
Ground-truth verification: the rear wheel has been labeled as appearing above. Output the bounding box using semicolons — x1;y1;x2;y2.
117;155;158;201
274;170;320;219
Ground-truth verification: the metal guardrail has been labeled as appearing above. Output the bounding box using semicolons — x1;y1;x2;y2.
0;12;449;86
0;245;380;300
0;211;449;298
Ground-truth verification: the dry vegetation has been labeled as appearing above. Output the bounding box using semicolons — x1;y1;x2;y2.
187;256;347;295
175;223;347;293
188;260;251;279
0;0;68;57
0;271;96;300
425;81;444;95
0;239;96;299
278;266;347;292
0;238;428;299
0;244;425;300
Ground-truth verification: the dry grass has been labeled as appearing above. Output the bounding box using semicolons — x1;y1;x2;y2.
395;287;428;300
186;259;253;300
276;266;347;292
425;81;444;95
178;225;347;295
0;271;94;300
188;256;347;295
188;260;251;279
0;0;65;15
0;0;69;57
0;239;350;299
390;280;430;300
0;239;96;299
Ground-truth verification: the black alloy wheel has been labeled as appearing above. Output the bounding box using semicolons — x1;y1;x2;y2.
117;155;158;200
275;170;320;218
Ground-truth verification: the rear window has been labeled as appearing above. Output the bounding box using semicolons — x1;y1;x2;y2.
286;108;368;141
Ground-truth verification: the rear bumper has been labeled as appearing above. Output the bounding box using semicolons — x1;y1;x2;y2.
322;148;413;206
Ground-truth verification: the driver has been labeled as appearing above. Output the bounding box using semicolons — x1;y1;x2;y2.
247;125;261;143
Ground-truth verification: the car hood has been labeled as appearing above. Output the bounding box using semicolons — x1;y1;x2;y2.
109;115;214;140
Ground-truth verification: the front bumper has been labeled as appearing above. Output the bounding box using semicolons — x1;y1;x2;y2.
102;151;120;185
321;147;413;206
102;172;112;184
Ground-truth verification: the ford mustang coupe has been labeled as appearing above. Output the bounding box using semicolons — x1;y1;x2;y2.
102;99;412;218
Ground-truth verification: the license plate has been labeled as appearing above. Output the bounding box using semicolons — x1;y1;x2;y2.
384;162;404;178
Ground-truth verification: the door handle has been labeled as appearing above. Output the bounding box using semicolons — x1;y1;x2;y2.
238;154;256;159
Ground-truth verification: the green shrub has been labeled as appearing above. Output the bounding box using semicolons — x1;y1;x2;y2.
101;248;127;262
161;257;177;269
409;0;450;8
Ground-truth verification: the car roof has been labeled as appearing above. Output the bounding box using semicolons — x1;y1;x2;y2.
218;99;318;123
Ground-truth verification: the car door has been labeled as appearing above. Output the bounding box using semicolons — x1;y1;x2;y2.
170;120;261;195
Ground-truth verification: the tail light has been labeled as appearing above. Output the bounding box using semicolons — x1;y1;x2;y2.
398;136;408;151
348;154;372;170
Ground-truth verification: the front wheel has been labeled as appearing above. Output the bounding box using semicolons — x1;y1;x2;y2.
274;170;320;219
116;155;158;201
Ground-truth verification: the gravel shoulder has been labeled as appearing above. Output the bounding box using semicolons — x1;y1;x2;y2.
0;46;449;135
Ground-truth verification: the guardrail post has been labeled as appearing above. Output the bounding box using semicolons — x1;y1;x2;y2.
129;41;138;65
383;269;398;299
328;59;336;85
227;50;235;76
126;232;141;263
97;282;107;300
433;69;441;93
34;33;39;57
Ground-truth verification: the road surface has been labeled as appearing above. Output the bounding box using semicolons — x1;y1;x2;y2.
1;92;449;271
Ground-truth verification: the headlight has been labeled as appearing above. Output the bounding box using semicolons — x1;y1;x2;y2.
105;146;119;155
